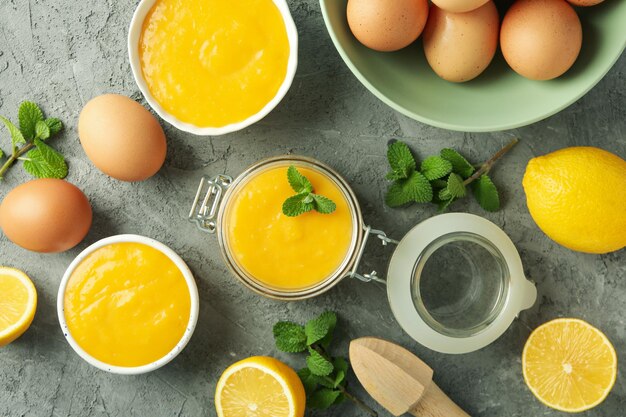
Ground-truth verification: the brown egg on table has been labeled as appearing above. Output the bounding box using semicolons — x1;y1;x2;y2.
78;94;166;182
501;0;582;81
568;0;604;5
431;0;490;13
0;179;92;253
423;1;500;83
347;0;429;52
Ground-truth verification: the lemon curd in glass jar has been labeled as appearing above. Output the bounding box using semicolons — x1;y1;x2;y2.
224;163;355;292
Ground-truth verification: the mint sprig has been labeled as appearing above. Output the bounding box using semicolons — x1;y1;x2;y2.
273;311;377;416
385;139;518;212
282;165;337;216
0;101;66;180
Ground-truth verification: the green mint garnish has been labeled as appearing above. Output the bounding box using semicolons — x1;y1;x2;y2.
386;141;416;180
472;174;500;212
0;101;66;180
273;311;377;416
282;165;336;217
384;139;518;212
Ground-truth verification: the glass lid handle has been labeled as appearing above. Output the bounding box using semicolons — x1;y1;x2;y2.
188;175;233;234
348;225;399;285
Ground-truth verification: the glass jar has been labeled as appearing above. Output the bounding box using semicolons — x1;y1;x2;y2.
188;155;392;300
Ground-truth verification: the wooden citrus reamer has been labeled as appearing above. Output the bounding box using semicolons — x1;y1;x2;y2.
350;337;470;417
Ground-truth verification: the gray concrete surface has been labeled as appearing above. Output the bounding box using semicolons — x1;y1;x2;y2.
0;0;624;416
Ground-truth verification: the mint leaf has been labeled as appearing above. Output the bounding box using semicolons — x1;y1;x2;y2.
287;165;313;194
421;156;452;180
22;139;68;179
273;321;307;353
35;120;50;140
318;312;337;349
472;174;500;212
305;311;336;346
312;194;336;215
333;357;348;387
308;388;342;410
437;197;455;212
441;148;475;178
283;166;336;217
44;118;63;136
386;141;416;180
0;116;26;145
430;178;448;190
297;368;319;394
18;101;44;140
385;171;433;207
439;173;465;200
307;349;334;376
334;393;347;405
282;194;315;217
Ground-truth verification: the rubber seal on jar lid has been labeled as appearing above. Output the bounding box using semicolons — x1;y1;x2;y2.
386;213;536;354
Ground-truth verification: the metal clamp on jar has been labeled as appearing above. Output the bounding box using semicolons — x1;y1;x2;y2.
189;155;537;354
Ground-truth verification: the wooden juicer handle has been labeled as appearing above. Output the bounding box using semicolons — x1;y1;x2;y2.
410;382;470;417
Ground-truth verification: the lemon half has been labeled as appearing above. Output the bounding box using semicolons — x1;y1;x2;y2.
0;267;37;347
215;356;306;417
523;318;617;413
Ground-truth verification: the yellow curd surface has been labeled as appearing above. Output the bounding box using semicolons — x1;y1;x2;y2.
139;0;290;127
64;242;191;367
226;165;354;290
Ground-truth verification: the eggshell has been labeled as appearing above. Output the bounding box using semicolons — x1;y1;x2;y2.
501;0;582;80
431;0;490;13
567;0;603;5
0;179;92;253
347;0;429;52
423;1;500;83
79;94;166;182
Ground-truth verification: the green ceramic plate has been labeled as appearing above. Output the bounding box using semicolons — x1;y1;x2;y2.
320;0;626;132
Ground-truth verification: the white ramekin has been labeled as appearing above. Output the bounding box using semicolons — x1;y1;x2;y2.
57;234;200;375
127;0;299;136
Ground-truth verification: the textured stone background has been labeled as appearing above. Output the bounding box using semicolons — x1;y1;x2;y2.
0;0;624;416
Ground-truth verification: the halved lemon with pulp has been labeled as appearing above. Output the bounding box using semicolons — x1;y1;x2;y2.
0;267;37;347
522;318;617;413
215;356;306;417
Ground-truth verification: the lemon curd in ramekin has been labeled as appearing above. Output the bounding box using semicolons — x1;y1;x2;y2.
59;237;198;374
137;0;292;130
219;160;359;297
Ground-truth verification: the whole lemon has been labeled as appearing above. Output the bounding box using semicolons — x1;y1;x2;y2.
522;147;626;254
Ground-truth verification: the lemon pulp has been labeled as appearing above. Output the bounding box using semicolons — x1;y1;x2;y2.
215;356;305;417
522;318;617;413
0;267;37;347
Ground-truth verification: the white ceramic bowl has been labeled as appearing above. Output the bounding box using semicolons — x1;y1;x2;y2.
57;234;199;375
128;0;299;136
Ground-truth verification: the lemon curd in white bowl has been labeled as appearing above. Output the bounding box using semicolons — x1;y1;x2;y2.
57;235;199;375
128;0;298;136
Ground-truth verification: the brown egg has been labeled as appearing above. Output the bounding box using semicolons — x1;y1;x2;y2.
423;1;500;83
432;0;489;13
0;179;92;253
79;94;166;182
568;0;603;5
347;0;429;52
501;0;582;80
